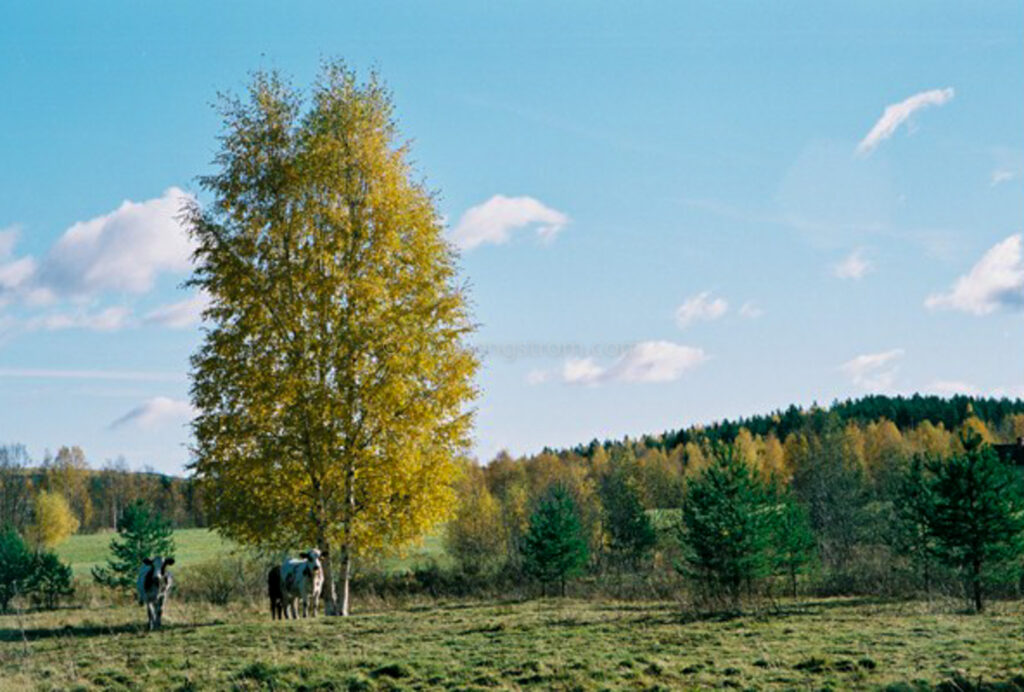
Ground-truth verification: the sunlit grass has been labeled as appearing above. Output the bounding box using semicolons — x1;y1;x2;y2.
56;528;238;576
2;597;1022;690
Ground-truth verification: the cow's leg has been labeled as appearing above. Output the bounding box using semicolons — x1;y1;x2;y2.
301;596;308;618
146;601;156;631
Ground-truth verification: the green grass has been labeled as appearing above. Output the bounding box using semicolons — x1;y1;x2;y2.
56;528;238;577
2;597;1023;690
57;527;448;577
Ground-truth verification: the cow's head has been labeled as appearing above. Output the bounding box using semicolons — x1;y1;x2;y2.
142;556;175;592
298;549;322;575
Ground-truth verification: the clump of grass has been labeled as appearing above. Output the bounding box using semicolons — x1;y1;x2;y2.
369;662;412;679
238;661;281;686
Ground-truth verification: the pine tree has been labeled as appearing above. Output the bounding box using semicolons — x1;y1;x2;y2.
92;500;175;591
679;445;773;609
0;526;34;611
892;455;937;594
599;465;656;570
926;436;1024;612
521;484;589;596
766;488;816;598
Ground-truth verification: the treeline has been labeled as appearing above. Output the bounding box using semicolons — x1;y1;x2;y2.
441;396;1024;610
0;445;206;535
567;394;1024;458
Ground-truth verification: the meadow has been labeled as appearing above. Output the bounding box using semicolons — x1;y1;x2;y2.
2;596;1024;690
55;528;449;577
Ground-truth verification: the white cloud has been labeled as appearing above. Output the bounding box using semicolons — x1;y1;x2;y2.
109;396;196;430
840;348;904;391
563;340;706;385
451;195;569;250
26;306;132;332
929;380;979;396
833;248;872;280
35;187;195;298
991;169;1017;187
925;234;1024;315
143;291;209;329
675;291;728;328
739;301;764;319
857;88;954;156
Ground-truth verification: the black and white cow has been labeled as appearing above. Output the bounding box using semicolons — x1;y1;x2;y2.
279;549;324;618
137;556;175;630
268;564;285;620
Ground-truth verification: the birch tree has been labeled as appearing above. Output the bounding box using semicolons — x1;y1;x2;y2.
188;63;477;616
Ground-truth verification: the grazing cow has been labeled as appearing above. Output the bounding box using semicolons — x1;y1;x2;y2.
268;564;285;620
137;556;175;631
280;549;324;618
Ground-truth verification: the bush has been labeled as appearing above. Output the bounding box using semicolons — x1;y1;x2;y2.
27;550;74;609
174;555;266;605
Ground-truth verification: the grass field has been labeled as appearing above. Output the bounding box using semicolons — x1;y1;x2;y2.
56;529;238;577
56;528;448;577
2;597;1023;690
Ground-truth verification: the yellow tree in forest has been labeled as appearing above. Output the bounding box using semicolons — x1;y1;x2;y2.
27;490;79;548
44;446;93;529
445;464;506;574
188;64;478;616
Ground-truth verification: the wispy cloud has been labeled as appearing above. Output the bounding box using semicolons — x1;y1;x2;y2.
526;369;549;386
926;234;1024;315
562;340;707;385
450;195;569;250
857;88;954;156
25;306;132;332
0;368;185;382
990;168;1018;187
109;396;196;430
143;291;209;329
833;248;872;280
841;348;904;391
928;380;979;396
0;226;19;259
675;291;728;328
739;301;764;319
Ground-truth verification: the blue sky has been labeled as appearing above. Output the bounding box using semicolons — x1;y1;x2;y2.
1;2;1021;474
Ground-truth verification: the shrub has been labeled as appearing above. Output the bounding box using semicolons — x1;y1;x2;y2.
27;550;74;609
175;555;266;604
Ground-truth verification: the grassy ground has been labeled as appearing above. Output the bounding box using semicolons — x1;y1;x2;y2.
57;528;448;577
56;529;238;577
2;597;1023;690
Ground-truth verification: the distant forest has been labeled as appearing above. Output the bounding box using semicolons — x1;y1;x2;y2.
2;394;1023;538
567;394;1024;457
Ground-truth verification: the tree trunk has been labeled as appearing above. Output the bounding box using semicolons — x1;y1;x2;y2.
341;541;352;616
972;559;983;613
320;539;339;615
